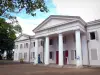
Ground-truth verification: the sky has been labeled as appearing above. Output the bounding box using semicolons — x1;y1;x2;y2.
9;0;100;35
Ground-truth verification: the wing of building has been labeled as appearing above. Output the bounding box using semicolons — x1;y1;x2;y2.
14;15;100;67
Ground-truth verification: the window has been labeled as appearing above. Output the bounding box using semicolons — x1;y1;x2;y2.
15;53;17;58
14;45;16;49
20;44;23;49
71;50;76;60
63;36;66;44
16;45;18;49
26;43;28;48
33;52;35;58
24;53;27;60
19;53;22;59
49;52;54;60
90;32;96;40
33;42;35;47
15;45;18;49
49;39;53;45
75;50;76;59
41;41;44;46
31;52;35;59
91;49;98;60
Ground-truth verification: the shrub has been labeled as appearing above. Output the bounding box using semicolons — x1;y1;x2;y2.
20;58;24;63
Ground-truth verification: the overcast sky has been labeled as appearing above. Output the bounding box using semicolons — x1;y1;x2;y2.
12;0;100;35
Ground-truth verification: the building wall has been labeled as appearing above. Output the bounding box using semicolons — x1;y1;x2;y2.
14;33;89;65
48;34;77;65
48;33;89;65
14;39;44;63
14;40;30;62
87;24;100;66
13;20;100;66
64;34;76;65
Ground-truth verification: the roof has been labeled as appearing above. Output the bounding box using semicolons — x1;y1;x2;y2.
33;15;86;32
15;33;34;42
87;19;100;26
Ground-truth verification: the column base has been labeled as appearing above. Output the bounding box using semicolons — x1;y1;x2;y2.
33;63;38;65
76;65;83;68
44;64;49;66
58;65;63;68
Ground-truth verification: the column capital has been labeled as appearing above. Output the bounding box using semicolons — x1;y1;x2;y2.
75;29;80;31
34;37;39;40
57;32;63;35
45;36;49;38
59;33;63;35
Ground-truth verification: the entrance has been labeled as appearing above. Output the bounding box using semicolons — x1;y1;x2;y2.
64;50;68;64
56;51;59;64
56;50;68;64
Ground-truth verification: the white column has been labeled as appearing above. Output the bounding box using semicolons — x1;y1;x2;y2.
34;39;38;64
44;36;49;65
58;33;64;66
75;30;82;67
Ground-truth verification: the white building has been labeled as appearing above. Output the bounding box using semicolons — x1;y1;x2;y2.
14;15;100;67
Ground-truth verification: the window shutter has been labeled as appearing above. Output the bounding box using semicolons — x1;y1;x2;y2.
30;52;32;59
71;50;74;60
40;52;42;59
33;52;35;58
95;31;99;40
91;49;98;60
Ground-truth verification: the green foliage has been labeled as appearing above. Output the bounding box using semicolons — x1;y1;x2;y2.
0;0;48;31
0;0;48;17
0;18;15;50
20;58;24;63
0;18;22;59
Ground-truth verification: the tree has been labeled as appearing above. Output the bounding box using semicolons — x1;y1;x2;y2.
0;0;48;34
0;18;22;59
0;0;48;59
0;0;48;18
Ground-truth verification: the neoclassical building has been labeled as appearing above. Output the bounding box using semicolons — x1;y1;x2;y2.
14;15;100;67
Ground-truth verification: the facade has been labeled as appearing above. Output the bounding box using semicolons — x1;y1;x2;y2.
14;15;100;67
14;34;43;63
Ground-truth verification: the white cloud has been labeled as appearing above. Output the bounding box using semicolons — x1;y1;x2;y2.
53;0;100;22
17;17;44;35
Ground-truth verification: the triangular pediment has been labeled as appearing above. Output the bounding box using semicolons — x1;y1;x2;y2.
40;18;71;29
33;15;83;32
15;34;30;42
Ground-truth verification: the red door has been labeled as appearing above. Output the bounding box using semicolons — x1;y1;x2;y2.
56;51;59;64
64;50;68;64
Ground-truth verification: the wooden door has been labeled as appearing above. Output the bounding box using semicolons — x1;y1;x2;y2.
64;50;68;64
56;51;59;64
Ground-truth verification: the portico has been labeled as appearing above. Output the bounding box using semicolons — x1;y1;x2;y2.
33;15;88;67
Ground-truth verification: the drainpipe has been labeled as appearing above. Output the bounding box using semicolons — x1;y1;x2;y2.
29;36;31;63
85;25;90;66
